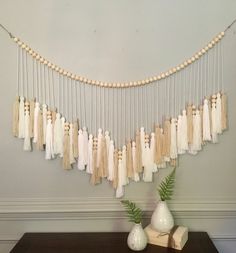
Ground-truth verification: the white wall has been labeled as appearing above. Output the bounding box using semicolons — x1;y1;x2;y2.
0;0;236;252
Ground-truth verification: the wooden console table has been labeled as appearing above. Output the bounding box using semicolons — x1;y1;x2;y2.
10;232;219;253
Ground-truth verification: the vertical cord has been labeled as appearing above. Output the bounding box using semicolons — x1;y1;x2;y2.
32;57;35;99
220;39;224;92
58;74;61;113
51;69;56;110
21;48;25;97
47;67;51;108
25;51;29;99
83;83;87;127
16;45;20;96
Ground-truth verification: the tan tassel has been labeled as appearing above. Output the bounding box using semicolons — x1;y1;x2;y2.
135;131;142;173
163;119;171;160
29;99;35;138
63;123;71;170
36;109;44;151
51;111;57;124
90;138;100;185
155;126;162;165
99;136;108;178
221;93;227;130
12;96;19;137
187;104;193;144
126;141;133;178
199;105;204;144
112;149;118;189
73;121;79;158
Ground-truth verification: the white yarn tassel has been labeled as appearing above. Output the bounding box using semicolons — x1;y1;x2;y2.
150;133;158;172
60;117;65;157
18;96;25;138
96;128;103;168
53;113;63;156
86;134;93;174
140;127;145;166
116;156;124;198
177;115;185;154
107;140;114;181
182;110;188;151
83;127;88;166
33;102;40;143
45;119;54;159
192;109;202;152
121;145;128;185
42;104;47;145
170;118;178;160
216;93;222;134
105;131;110;157
77;129;85;170
211;100;218;143
69;123;75;164
203;99;211;141
143;142;153;182
131;141;140;182
23;110;31;151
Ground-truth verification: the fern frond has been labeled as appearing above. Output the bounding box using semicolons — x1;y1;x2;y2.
121;200;143;224
158;168;176;201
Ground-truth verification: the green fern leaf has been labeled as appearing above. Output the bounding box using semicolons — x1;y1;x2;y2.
121;200;143;224
158;168;176;201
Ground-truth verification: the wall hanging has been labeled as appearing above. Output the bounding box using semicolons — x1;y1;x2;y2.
0;19;234;197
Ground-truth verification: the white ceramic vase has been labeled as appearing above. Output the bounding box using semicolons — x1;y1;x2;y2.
151;201;174;233
127;223;147;251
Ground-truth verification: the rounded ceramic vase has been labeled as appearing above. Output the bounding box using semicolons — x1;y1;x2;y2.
127;223;147;251
151;201;174;233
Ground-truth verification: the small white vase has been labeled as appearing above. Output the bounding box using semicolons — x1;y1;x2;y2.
151;200;174;233
127;223;147;251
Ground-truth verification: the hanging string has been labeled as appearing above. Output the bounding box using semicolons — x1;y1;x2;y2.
220;39;224;92
16;45;20;96
51;68;56;110
21;47;25;97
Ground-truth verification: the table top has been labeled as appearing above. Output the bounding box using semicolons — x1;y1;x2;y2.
10;232;219;253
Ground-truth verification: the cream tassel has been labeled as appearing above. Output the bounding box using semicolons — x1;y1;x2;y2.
42;104;47;145
29;100;35;138
18;96;25;138
221;93;227;130
140;127;145;167
203;98;212;141
155;126;162;166
143;135;153;182
45;112;54;160
86;134;93;174
163;119;171;161
170;118;178;160
216;93;222;134
187;105;193;144
150;133;158;172
105;131;110;158
83;127;88;166
60;117;65;157
12;96;19;137
107;140;114;181
116;151;125;198
122;145;128;185
126;141;133;179
112;149;118;189
63;123;71;170
99;136;108;178
53;113;63;156
33;102;40;143
177;115;185;154
73;122;79;158
135;131;142;173
192;109;202;152
211;97;218;143
96;128;103;169
36;109;44;150
23;102;31;151
159;128;166;168
90;138;100;185
131;141;140;182
69;123;75;164
77;129;85;170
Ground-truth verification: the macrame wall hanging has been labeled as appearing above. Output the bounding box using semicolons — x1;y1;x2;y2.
1;19;234;198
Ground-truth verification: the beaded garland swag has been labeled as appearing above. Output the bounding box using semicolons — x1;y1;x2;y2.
0;21;233;197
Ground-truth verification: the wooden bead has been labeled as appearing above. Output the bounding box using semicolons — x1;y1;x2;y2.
198;52;202;57
59;69;63;74
137;81;141;85
153;76;157;81
208;43;213;48
191;56;195;62
103;82;108;87
172;68;176;73
21;44;26;49
63;71;67;75
51;65;55;70
25;46;30;52
201;49;206;54
29;49;33;55
55;67;59;72
107;83;112;87
161;73;165;78
43;60;48;65
145;79;150;84
71;74;75;79
141;80;145;85
40;57;44;63
157;75;161;80
149;77;153;82
129;81;134;86
180;64;184;69
36;54;40;60
184;61;188;66
13;37;18;42
91;80;96;85
17;41;22;46
187;59;192;64
133;81;137;86
176;66;180;71
214;37;219;43
121;83;125;87
67;72;71;77
32;52;37;57
221;31;225;37
204;46;209;51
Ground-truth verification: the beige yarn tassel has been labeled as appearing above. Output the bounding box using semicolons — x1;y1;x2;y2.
36;109;44;150
187;104;193;144
135;131;142;173
126;141;133;179
63;123;71;170
18;96;25;138
199;105;204;144
29;100;35;138
163;119;171;161
221;93;227;130
155;126;162;166
69;123;75;165
90;138;100;185
23;102;31;151
112;149;118;189
73;121;79;158
12;96;19;137
99;136;108;178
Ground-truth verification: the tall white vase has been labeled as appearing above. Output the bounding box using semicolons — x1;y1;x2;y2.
127;223;147;251
151;201;174;233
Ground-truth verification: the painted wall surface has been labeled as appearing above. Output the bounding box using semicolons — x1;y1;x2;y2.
0;1;236;252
